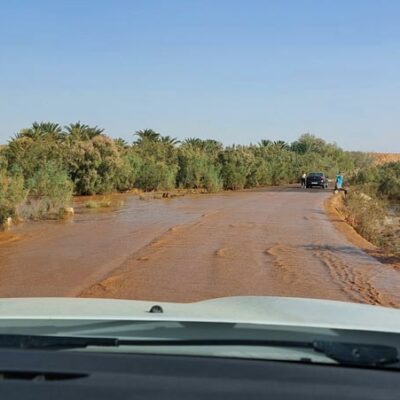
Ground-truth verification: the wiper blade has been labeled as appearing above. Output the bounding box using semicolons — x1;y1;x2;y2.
126;339;399;367
0;336;312;350
0;335;398;367
0;334;118;350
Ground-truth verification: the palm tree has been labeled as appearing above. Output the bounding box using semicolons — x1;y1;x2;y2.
161;135;180;145
134;129;160;144
64;122;88;139
183;137;203;147
64;122;104;141
258;139;272;148
114;138;129;149
290;133;325;154
181;138;222;158
18;122;63;140
273;140;289;150
203;139;223;154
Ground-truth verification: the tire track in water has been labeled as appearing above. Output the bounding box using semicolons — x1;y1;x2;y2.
265;245;299;285
80;210;221;297
263;244;350;300
312;249;397;307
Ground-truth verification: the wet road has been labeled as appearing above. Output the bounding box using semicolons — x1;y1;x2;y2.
0;188;399;306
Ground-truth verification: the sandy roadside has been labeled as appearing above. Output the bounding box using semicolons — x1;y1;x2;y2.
325;194;400;270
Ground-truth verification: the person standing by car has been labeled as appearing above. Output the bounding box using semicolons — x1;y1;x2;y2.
301;172;307;188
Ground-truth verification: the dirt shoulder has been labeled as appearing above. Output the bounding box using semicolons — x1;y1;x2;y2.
325;194;400;269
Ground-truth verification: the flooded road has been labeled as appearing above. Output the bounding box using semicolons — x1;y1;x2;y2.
0;188;399;306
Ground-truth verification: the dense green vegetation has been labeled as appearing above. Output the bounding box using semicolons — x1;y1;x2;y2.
343;161;400;256
351;161;400;201
0;121;378;226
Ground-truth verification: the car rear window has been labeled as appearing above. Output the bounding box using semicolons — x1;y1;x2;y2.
308;173;323;177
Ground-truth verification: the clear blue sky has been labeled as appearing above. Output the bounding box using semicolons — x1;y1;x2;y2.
1;0;399;151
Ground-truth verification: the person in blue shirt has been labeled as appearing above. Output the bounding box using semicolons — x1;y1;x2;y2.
335;172;344;190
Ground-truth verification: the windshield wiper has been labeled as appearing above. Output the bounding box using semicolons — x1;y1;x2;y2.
0;334;398;368
0;334;118;350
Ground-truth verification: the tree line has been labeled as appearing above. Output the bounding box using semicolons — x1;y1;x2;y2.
0;122;362;224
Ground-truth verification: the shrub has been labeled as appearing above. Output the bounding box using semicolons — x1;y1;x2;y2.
24;162;73;219
203;167;223;192
377;162;400;200
135;161;177;191
351;166;379;185
221;162;247;189
6;135;65;180
219;147;254;190
67;136;122;195
0;172;26;226
115;151;142;192
85;199;112;209
343;189;387;245
177;148;222;191
252;158;273;186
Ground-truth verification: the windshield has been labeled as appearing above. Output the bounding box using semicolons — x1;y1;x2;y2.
0;0;399;367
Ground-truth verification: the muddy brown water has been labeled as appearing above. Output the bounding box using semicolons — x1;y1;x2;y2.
0;188;399;306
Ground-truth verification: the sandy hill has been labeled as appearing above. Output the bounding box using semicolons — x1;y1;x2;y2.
370;153;400;165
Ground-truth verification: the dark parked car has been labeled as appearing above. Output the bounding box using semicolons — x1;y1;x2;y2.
306;172;328;189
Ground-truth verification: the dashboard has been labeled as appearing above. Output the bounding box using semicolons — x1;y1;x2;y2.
0;348;398;399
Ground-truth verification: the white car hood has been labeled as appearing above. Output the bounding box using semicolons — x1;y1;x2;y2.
0;296;399;333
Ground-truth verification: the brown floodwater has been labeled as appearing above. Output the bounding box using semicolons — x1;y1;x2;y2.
0;188;399;306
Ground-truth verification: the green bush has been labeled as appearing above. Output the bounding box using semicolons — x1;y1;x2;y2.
203;167;223;192
136;160;177;191
67;136;122;195
377;162;400;200
344;190;387;245
177;147;222;191
351;166;379;185
220;162;247;189
26;162;73;217
0;172;26;226
350;162;400;201
251;158;273;186
85;199;112;209
115;151;142;191
219;147;253;190
6;129;65;181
